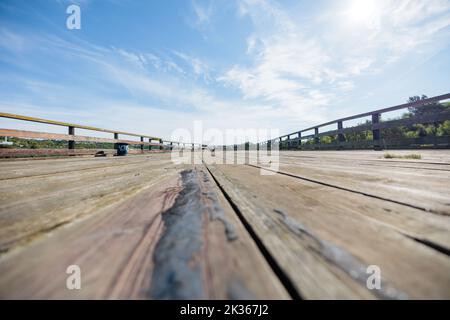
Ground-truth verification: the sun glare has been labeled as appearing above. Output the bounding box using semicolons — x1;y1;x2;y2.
346;0;377;23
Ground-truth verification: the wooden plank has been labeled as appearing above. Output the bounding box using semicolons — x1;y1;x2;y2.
242;150;450;201
279;150;450;163
0;148;167;159
0;148;117;158
0;166;289;299
237;151;450;238
205;163;450;299
0;155;185;253
0;153;168;180
268;151;450;216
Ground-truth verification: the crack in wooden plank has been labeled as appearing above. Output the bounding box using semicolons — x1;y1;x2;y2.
248;164;449;216
199;169;238;242
273;208;409;300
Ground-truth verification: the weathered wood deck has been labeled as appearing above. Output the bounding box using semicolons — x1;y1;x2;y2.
0;150;449;299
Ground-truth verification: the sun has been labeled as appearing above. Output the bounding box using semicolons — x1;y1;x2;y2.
346;0;377;23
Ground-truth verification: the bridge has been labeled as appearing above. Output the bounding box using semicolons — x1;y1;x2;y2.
0;94;449;299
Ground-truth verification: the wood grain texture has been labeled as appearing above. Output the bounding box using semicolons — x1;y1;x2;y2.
1;150;449;299
0;154;184;253
0;165;288;299
244;150;450;215
205;161;450;299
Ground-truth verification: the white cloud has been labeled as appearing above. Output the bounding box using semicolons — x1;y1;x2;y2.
192;0;214;25
173;51;212;81
219;0;334;122
2;0;450;140
219;0;450;125
115;48;148;70
336;81;355;92
0;28;26;52
0;28;293;140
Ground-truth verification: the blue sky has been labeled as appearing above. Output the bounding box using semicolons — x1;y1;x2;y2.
0;0;450;142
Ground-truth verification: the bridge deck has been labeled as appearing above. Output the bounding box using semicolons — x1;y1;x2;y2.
0;150;449;299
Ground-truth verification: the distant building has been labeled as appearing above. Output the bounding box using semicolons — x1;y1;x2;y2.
0;137;13;146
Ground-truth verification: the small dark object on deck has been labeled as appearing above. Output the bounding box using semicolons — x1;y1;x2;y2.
94;151;107;157
116;143;129;156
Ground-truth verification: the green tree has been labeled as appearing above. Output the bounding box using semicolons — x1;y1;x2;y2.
407;95;447;117
437;120;450;136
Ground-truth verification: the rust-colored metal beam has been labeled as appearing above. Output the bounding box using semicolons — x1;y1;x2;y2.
0;112;161;140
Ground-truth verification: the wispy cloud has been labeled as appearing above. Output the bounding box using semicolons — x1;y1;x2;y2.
191;0;214;25
219;0;450;123
0;28;286;140
0;28;27;52
1;0;449;140
219;0;336;121
173;51;212;82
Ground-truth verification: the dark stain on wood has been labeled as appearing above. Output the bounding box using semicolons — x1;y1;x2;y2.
274;208;409;300
149;170;206;299
149;169;238;299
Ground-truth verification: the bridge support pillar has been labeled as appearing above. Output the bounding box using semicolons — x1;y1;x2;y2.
314;127;320;148
298;132;302;149
114;133;119;151
372;113;382;151
68;126;75;150
337;121;345;149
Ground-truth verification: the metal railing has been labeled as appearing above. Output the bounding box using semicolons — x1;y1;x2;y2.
259;93;450;150
0;112;201;157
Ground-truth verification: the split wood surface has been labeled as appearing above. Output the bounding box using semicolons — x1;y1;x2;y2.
0;150;449;299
